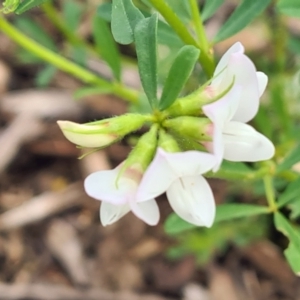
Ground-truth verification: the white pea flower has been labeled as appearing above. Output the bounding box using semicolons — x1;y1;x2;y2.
84;163;160;226
137;149;216;227
202;42;275;171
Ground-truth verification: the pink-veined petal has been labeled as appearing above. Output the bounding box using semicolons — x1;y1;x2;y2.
203;85;242;128
84;165;136;205
212;42;244;87
100;202;130;226
137;149;216;202
223;121;275;162
167;176;216;227
256;71;268;97
130;198;160;225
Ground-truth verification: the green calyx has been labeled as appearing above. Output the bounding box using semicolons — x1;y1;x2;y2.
123;124;159;172
158;129;181;153
163;116;212;142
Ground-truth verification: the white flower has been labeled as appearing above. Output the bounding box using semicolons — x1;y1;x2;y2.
137;149;216;227
84;163;159;226
202;42;275;171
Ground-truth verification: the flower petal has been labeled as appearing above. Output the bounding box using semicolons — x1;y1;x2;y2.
224;53;260;123
212;42;244;87
100;202;130;226
256;71;268;97
130;198;160;225
167;176;216;227
57;120;117;148
136;148;178;202
204;125;224;172
137;149;216;202
84;165;137;205
223;121;275;162
203;84;242;128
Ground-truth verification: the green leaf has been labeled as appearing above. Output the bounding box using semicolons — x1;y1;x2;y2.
209;161;254;180
164;213;197;235
15;0;49;14
277;176;300;208
73;86;113;100
202;0;225;22
71;46;87;66
97;2;112;22
14;17;56;51
111;0;144;44
157;21;183;48
164;204;269;235
134;14;158;108
214;0;272;42
289;36;300;55
215;204;269;222
1;0;20;13
35;64;56;87
63;0;84;32
277;143;300;172
289;202;300;220
277;0;300;18
159;45;200;110
165;0;191;23
93;15;121;81
274;212;300;250
284;243;300;275
274;212;300;275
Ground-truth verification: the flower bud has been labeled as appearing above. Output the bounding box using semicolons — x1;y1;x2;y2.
57;113;149;148
158;130;181;153
123;125;158;172
165;79;234;117
163;116;212;142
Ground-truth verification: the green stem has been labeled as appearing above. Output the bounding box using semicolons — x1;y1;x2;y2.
188;0;209;52
0;16;138;103
263;175;277;212
148;0;214;77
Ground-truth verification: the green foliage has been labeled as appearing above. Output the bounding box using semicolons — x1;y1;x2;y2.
165;204;269;235
134;14;158;109
277;0;300;18
277;143;300;172
14;17;56;51
14;17;57;85
164;0;191;23
167;217;267;264
62;0;84;32
15;0;48;14
111;0;144;44
164;213;197;235
35;64;56;87
215;204;269;222
214;0;272;42
141;0;191;23
73;86;114;100
93;15;121;81
1;0;20;13
277;176;300;208
274;212;300;275
202;0;224;22
97;2;112;22
209;161;254;181
159;45;200;110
